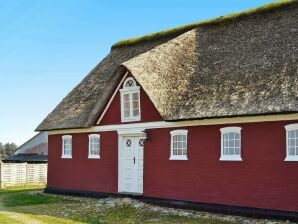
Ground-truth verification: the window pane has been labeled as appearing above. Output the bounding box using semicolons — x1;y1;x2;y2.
235;147;240;155
229;132;235;139
123;94;130;102
173;141;178;149
63;139;72;154
124;101;130;109
229;139;235;147
229;147;234;155
287;129;298;157
124;109;130;117
89;137;100;156
223;137;228;148
133;100;139;109
223;146;228;155
182;141;187;149
235;133;240;140
178;141;183;149
288;130;295;138
222;131;241;156
132;93;139;118
173;135;178;142
173;148;178;155
172;134;187;157
235;140;240;148
289;139;295;147
288;147;295;156
63;137;71;156
133;108;139;117
132;92;139;101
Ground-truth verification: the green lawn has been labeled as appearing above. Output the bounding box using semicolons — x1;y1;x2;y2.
0;186;235;224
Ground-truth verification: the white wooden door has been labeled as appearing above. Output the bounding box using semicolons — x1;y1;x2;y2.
121;136;144;194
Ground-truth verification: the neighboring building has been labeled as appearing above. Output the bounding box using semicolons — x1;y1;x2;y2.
4;132;48;163
36;1;298;220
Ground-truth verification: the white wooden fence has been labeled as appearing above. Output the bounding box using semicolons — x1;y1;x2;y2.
0;162;47;187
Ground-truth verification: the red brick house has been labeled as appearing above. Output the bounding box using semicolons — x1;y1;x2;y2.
37;1;298;220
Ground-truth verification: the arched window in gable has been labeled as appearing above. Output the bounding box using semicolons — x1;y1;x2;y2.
120;77;141;122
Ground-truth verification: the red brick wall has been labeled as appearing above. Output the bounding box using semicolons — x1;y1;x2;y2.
48;119;298;212
48;131;118;193
143;120;298;212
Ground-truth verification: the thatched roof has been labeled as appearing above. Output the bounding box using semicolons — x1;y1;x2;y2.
36;1;298;131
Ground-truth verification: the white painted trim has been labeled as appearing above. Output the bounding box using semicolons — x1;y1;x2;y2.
220;155;242;161
122;77;138;90
285;123;298;131
118;135;123;193
117;128;145;136
88;134;100;138
88;155;100;159
220;127;242;161
169;155;188;160
170;129;188;135
61;155;72;159
96;72;128;124
284;123;298;162
284;156;298;161
170;129;188;160
88;134;100;159
220;126;242;133
48;113;298;135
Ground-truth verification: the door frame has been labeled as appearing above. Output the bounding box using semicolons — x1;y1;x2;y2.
117;128;146;194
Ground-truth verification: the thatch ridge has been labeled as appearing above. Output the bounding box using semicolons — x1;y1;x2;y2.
112;0;296;49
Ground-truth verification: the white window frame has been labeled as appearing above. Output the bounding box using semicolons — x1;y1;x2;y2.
62;135;72;159
88;134;100;159
169;129;188;160
120;77;141;122
285;123;298;161
220;127;242;161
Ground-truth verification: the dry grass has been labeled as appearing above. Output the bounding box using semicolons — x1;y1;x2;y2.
0;186;233;224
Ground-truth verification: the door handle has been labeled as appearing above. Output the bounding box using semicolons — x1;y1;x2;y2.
133;157;135;164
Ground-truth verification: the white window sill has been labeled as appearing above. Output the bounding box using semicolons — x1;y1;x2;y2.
284;156;298;162
88;155;100;159
121;117;141;123
220;156;242;161
61;155;72;159
169;155;188;160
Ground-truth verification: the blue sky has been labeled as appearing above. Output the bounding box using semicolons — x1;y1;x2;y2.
0;0;274;145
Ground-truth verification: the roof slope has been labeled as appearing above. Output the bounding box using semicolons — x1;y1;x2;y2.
36;37;175;130
15;132;48;155
37;1;298;131
124;3;298;120
3;154;48;163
